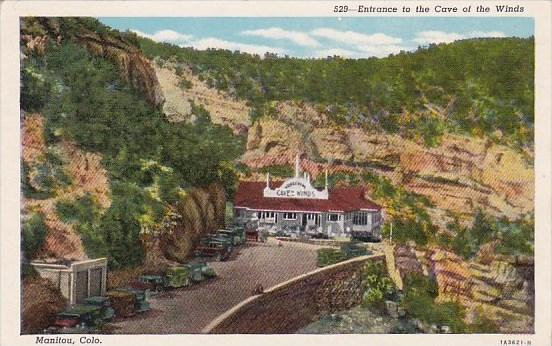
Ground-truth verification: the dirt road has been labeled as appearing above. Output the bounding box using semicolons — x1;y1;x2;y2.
110;240;320;334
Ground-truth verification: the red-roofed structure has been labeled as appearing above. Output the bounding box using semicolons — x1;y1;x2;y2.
233;156;383;239
235;181;381;213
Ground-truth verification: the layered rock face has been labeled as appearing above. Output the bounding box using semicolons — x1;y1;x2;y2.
239;101;533;226
154;63;251;134
393;245;534;333
75;32;164;107
141;183;227;265
20;18;164;107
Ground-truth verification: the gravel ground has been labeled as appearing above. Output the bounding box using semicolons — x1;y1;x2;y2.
110;240;319;334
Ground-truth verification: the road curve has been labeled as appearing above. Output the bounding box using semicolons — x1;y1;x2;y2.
111;240;319;334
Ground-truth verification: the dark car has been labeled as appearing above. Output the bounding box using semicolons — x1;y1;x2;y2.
340;241;370;258
46;305;103;333
183;261;217;282
194;239;232;261
138;274;167;292
83;296;116;321
217;228;246;246
115;287;150;313
201;234;234;250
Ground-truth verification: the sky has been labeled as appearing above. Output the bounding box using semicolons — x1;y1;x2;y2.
99;17;534;58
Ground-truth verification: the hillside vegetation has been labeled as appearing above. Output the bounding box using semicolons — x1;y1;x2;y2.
140;35;533;149
21;18;244;269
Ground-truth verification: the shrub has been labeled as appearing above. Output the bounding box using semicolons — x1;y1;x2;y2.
401;273;467;333
56;194;100;223
174;65;184;77
21;213;47;260
439;211;534;259
361;262;396;312
178;78;192;90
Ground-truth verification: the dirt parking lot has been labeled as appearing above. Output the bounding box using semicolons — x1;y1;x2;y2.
110;239;320;334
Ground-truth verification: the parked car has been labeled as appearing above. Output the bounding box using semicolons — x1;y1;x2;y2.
195;261;217;278
115;287;150;313
183;262;204;282
340;241;370;258
138;274;167;292
166;266;191;288
46;304;103;333
83;296;115;321
311;232;330;239
317;242;371;267
216;229;244;246
201;234;234;250
194;239;232;261
183;261;217;282
229;226;246;243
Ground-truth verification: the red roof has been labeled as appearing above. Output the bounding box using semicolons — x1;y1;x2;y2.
234;181;381;213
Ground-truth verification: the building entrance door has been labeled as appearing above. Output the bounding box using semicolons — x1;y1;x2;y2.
302;214;307;230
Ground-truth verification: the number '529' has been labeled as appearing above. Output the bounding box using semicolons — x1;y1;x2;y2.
334;5;349;12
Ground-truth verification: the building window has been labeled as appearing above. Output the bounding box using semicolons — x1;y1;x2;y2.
283;212;297;220
352;212;368;226
306;213;316;220
327;213;340;222
260;211;275;219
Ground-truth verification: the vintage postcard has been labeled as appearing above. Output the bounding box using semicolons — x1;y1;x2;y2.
1;1;551;346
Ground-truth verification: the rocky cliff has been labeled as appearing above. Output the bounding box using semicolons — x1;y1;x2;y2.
140;182;227;266
242;102;533;227
154;62;251;134
21;18;164;107
393;244;534;333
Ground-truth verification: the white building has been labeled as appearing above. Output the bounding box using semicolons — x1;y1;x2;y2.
234;156;383;239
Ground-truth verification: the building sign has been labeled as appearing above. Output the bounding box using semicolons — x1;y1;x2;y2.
264;177;328;199
263;155;329;200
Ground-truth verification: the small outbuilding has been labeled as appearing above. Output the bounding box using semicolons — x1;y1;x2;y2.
30;258;107;305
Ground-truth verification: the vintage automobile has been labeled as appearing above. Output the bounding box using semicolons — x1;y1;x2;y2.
183;261;217;282
115;287;150;313
138;274;168;292
230;226;246;242
45;305;104;333
201;233;234;250
83;296;116;321
166;266;191;288
194;239;232;261
195;261;217;278
216;229;242;246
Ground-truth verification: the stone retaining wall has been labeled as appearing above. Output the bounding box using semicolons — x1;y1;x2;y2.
203;254;385;334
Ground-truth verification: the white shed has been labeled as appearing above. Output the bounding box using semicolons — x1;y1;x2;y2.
30;258;107;305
